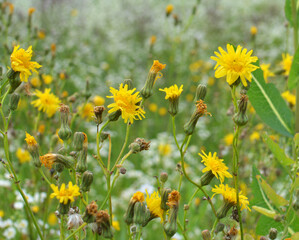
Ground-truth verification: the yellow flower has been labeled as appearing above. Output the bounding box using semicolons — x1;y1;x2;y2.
59;72;66;80
150;60;166;74
224;133;234;146
211;44;259;87
93;95;105;106
255;123;264;131
28;7;35;15
282;91;296;105
0;210;4;218
149;103;158;112
112;220;120;231
150;35;157;45
10;45;42;82
31;88;61;117
158;107;167;116
40;153;57;169
78;103;94;121
30;76;41;87
42;74;53;85
250;131;260;142
37;30;46;39
107;83;145;123
50;182;80;205
158;143;171;156
212;184;250;211
250;26;258;35
146;190;164;221
198;151;232;183
165;4;174;15
25;132;37;146
159;84;183;100
189;60;203;72
31;205;39;213
280;53;293;76
48;213;57;226
131;191;145;202
16;148;31;164
260;63;274;83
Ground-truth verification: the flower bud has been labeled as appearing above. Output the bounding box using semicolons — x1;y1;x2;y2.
124;192;144;225
8;93;20;111
194;84;207;103
54;163;65;173
96;210;113;238
160;172;168;183
8;71;21;93
268;228;277;240
94;106;105;125
233;94;248;126
80;171;93;192
215;223;225;234
107;109;121;122
58;104;72;141
260;236;268;240
199;170;215;187
201;230;211;240
129;138;150;153
124;79;133;90
100;131;109;142
133;202;148;225
160;188;171;211
59;201;71;215
55;154;75;169
83;201;98;223
73;132;85;151
216;201;234;219
76;133;88;173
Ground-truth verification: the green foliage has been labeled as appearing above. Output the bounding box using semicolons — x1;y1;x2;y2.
248;62;294;137
288;46;299;89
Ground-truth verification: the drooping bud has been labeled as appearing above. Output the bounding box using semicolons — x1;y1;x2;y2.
100;131;109;142
83;201;98;223
58;104;72;141
194;84;207;103
8;93;20;111
268;228;277;240
140;60;166;99
73;132;85;151
80;171;93;192
129;138;151;154
184;100;211;135
201;230;211;240
94;106;105;125
233;94;248;126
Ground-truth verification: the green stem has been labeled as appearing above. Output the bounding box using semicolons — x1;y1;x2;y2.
172;116;180;150
60;216;65;240
65;222;87;240
211;218;219;238
38;168;51;186
291;0;298;50
96;120;110;175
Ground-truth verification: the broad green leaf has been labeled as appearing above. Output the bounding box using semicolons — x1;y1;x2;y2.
250;166;269;209
252;206;276;218
288;47;299;89
248;62;293;137
257;175;289;207
263;134;295;166
256;215;284;236
285;0;293;26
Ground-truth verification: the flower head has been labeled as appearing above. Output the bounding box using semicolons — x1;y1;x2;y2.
250;26;257;35
159;84;183;100
260;63;274;83
50;182;80;205
93;95;105;106
280;53;293;76
198;151;232;183
150;60;166;74
40;153;57;169
166;190;180;208
145;190;164;220
131;191;145;203
42;74;53;85
212;184;250;211
282;90;296;105
28;7;35;15
165;4;174;15
31;88;61;117
10;45;42;82
25;132;37;146
78;103;94;121
16;148;31;163
107;83;145;123
211;44;259;87
196;100;210;116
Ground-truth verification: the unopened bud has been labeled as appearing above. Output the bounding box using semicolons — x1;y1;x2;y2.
58;104;72;141
260;236;268;240
160;172;168;183
215;223;225;234
73;132;85;151
9;93;20;111
120;168;126;174
80;171;93;192
124;79;133;90
161;188;171;211
201;230;211;240
233;94;248;126
194;84;207;103
94;106;105;125
100;131;109;142
269;228;277;240
107;109;121;122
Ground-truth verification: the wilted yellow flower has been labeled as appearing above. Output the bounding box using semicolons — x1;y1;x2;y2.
61;91;68;98
48;213;57;225
42;74;53;85
282;90;296;105
149;103;158;112
93;95;105;106
28;7;35;15
199;151;232;183
25;132;37;146
3;2;14;14
38;124;45;134
159;84;183;100
37;30;46;39
30;76;41;87
31;88;61;117
224;133;234;146
146;190;164;221
212;184;250;211
78;103;94;121
50;182;80;205
158;107;167;116
165;4;174;15
107;83;145;123
51;43;56;55
131;191;145;203
16;148;31;163
150;35;157;45
280;53;293;76
250;131;260;142
158;143;171;156
40;153;57;169
260;63;274;82
166;190;181;208
211;44;259;87
250;26;258;35
10;45;42;82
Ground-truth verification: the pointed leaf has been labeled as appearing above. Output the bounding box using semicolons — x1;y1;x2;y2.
288;46;299;89
248;62;294;137
263;134;294;166
252;206;276;218
257;175;289;207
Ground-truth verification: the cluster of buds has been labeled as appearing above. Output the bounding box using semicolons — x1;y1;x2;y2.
129;138;151;154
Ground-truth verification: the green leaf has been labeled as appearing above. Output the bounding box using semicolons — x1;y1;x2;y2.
257;175;289;208
285;0;293;26
250;166;269;209
248;62;294;137
263;134;295;166
256;215;284;236
288;47;299;89
252;206;276;218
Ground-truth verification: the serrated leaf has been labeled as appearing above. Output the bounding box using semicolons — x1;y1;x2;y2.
257;175;289;207
248;62;294;137
288;46;299;89
263;134;294;166
252;206;276;218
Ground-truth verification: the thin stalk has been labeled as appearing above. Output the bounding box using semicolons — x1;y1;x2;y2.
60;216;65;240
64;222;87;240
38;168;51;186
172;116;180;150
211;218;219;238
